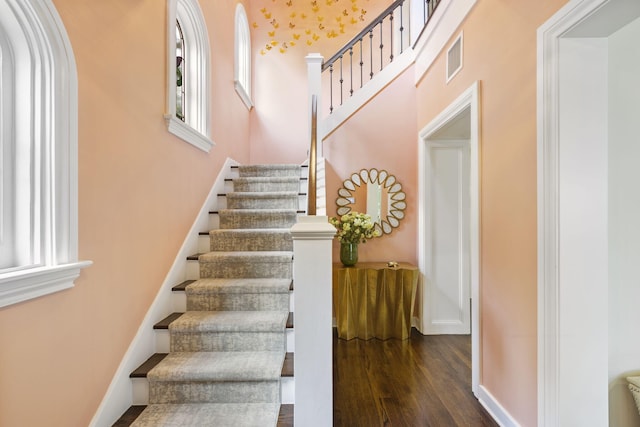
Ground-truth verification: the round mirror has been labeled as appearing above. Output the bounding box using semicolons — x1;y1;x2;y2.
335;168;406;235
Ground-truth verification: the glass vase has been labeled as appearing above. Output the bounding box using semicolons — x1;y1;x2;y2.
340;242;358;266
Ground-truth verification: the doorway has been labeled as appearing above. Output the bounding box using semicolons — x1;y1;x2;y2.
418;81;480;395
538;0;640;425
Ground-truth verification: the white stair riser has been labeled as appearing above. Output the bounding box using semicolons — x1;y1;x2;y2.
186;260;199;280
172;292;187;313
287;329;294;352
208;214;220;231
132;378;149;405
198;235;210;254
156;330;171;353
281;377;294;404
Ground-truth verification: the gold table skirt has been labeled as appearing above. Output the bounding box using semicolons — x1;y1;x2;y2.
333;262;418;340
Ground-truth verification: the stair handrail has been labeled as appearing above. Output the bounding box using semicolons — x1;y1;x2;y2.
307;94;318;216
320;0;408;115
322;0;406;73
319;0;442;116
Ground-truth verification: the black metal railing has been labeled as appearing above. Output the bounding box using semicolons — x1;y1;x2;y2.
322;0;441;115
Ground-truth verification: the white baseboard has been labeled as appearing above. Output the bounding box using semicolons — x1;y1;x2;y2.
477;385;521;427
89;157;238;427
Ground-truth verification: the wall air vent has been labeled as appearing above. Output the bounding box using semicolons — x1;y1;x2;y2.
446;32;463;83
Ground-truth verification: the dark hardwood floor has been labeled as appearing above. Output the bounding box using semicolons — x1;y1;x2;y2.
333;328;498;427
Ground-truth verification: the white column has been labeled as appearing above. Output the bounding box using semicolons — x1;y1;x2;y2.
306;53;324;158
291;216;335;427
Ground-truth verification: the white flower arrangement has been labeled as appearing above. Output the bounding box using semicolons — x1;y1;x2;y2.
329;212;380;244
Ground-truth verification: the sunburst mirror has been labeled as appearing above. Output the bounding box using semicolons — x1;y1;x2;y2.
335;168;407;235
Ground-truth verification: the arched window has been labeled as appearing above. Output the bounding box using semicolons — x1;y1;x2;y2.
165;0;213;152
0;0;91;307
175;21;186;121
235;4;252;109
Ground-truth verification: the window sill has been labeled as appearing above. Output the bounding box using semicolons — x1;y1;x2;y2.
164;115;215;152
0;261;92;308
235;81;254;110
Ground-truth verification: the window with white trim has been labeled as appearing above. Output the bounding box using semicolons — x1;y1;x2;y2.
234;4;253;109
165;0;214;152
0;0;91;308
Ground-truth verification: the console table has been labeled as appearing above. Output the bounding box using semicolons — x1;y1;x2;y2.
332;262;418;340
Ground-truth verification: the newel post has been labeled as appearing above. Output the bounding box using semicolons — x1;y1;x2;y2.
306;53;323;157
290;216;335;427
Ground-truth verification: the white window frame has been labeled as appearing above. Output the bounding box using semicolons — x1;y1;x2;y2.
234;4;253;109
0;0;91;308
165;0;214;152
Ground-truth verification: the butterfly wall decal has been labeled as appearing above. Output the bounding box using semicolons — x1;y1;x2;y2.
256;0;370;54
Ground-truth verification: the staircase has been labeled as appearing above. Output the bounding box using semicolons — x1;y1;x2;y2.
114;164;305;426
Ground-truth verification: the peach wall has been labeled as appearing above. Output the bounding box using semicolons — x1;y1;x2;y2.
323;67;418;264
414;0;567;425
247;0;389;164
246;0;417;264
0;1;251;425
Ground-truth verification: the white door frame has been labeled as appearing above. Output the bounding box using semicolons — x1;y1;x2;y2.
537;0;640;425
418;81;480;394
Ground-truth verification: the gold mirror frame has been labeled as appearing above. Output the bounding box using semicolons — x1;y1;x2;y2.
335;168;407;235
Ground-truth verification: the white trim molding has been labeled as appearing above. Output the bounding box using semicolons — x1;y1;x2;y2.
418;80;480;394
537;1;640;425
0;0;91;308
477;385;521;427
0;262;92;307
413;0;476;84
165;0;214;152
234;3;253;110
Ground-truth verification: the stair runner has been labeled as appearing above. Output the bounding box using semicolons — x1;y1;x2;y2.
129;164;301;427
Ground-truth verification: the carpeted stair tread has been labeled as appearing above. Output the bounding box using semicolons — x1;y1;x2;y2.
185;279;291;311
169;311;288;333
238;164;302;178
227;191;300;198
199;251;292;263
186;278;292;295
199;252;293;279
218;209;298;229
233;177;301;193
209;229;292;252
168;311;288;352
234;177;300;183
210;228;291;235
225;192;299;210
209;228;291;236
136;163;298;412
130;403;279;427
148;351;285;382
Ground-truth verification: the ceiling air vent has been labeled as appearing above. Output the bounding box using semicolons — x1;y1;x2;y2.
446;32;463;83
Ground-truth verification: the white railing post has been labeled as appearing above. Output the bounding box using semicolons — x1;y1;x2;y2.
306;53;323;158
291;216;335;427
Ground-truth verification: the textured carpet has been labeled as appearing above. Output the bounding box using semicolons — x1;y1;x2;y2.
130;403;279;427
136;164;302;425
